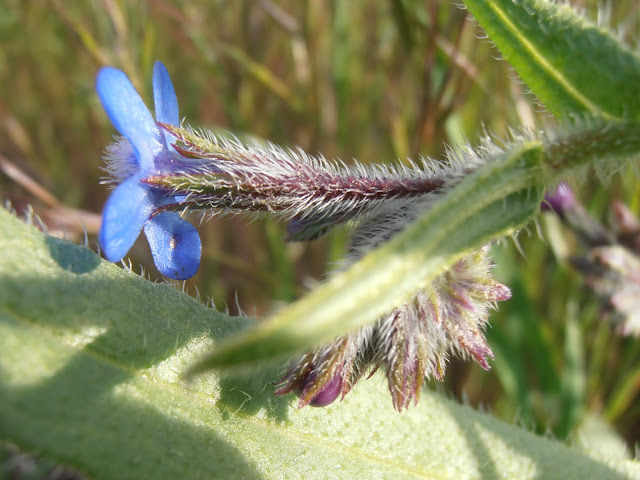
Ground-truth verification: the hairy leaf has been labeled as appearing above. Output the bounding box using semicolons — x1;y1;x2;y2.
1;208;638;479
463;0;640;120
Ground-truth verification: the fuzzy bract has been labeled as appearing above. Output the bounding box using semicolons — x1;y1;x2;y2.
277;206;512;411
97;62;201;279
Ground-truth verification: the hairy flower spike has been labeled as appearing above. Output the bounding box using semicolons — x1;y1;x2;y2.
277;242;510;411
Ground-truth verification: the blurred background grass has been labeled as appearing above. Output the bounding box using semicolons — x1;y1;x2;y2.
1;0;639;464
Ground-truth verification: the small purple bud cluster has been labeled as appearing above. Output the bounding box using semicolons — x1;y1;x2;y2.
276;246;511;411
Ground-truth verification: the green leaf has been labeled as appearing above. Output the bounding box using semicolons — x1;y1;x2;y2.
462;0;640;120
1;208;639;479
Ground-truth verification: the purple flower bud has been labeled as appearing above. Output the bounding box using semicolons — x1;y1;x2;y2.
308;373;344;407
542;182;575;215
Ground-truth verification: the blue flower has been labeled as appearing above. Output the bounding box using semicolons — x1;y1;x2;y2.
96;61;201;280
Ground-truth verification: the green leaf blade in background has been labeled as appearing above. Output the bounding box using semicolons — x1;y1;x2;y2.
2;208;639;479
462;0;640;120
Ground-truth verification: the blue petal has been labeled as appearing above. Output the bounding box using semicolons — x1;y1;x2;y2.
153;62;180;128
99;175;155;262
96;67;162;171
144;212;201;280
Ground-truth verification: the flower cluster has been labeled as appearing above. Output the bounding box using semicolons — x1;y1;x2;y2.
97;61;512;410
276;203;511;410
